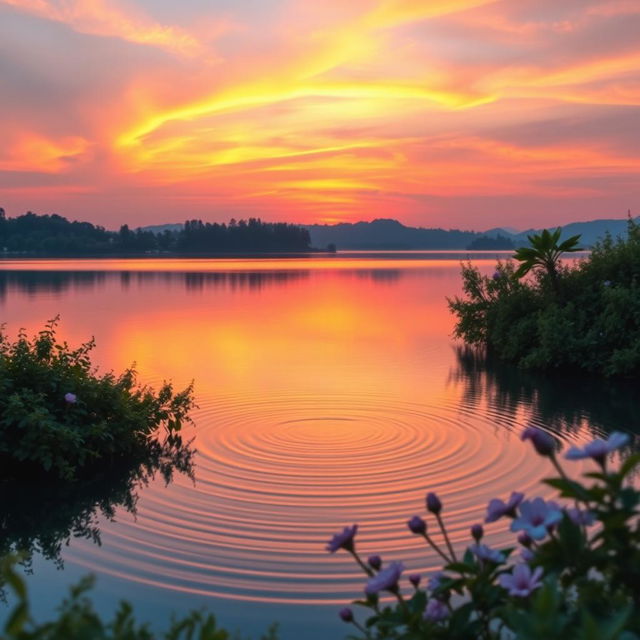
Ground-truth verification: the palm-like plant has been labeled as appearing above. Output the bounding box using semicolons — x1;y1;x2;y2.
514;228;582;290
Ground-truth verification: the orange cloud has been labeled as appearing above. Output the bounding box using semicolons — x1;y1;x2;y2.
0;0;206;56
0;133;90;173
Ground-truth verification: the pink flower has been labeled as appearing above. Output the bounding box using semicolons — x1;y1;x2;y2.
365;561;404;595
485;492;524;523
510;498;562;540
326;525;357;553
64;392;77;404
499;564;543;597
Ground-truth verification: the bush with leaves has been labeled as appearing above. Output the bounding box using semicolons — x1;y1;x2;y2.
328;427;639;639
0;318;195;480
0;555;278;640
448;220;640;376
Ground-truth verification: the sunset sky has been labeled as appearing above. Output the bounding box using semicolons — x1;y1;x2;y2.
1;0;639;230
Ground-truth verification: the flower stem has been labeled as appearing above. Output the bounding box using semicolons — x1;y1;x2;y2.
436;513;458;562
350;549;374;577
422;532;451;563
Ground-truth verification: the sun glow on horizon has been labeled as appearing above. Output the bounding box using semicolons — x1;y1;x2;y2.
0;0;639;228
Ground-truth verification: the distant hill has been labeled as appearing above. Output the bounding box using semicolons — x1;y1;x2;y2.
305;217;637;250
305;219;479;249
511;218;635;248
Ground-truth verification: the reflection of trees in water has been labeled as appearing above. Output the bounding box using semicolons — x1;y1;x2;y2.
450;346;640;436
0;438;194;573
0;271;107;300
0;268;411;299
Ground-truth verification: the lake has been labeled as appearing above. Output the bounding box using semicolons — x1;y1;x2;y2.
0;253;636;639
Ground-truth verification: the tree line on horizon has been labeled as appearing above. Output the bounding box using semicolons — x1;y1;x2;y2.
0;209;312;254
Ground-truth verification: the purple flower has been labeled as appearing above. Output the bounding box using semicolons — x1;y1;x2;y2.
470;543;505;564
499;564;543;597
368;555;382;571
426;492;442;515
409;573;421;588
604;280;612;287
326;525;357;553
365;561;404;595
64;392;77;404
407;515;427;534
427;571;444;592
471;524;484;541
517;532;533;548
565;432;629;465
424;598;449;622
492;271;501;281
565;507;596;527
520;547;535;563
339;607;353;623
485;492;524;523
521;427;556;456
511;498;563;540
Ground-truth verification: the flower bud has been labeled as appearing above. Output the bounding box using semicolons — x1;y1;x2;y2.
426;492;442;515
521;427;555;457
471;524;484;542
339;607;353;623
517;532;532;548
368;555;382;571
407;515;427;535
409;573;421;588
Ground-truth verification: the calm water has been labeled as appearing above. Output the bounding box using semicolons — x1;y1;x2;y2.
0;254;636;639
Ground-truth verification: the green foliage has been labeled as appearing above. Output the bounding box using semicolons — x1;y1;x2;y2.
0;556;279;640
513;227;582;280
333;432;640;639
0;211;311;255
0;318;195;480
449;220;640;376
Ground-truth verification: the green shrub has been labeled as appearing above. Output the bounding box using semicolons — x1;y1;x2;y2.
0;556;279;640
448;220;640;377
0;318;195;480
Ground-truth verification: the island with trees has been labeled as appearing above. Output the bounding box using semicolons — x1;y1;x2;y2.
449;220;640;377
0;209;313;256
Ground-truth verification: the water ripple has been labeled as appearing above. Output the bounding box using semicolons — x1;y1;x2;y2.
67;391;593;604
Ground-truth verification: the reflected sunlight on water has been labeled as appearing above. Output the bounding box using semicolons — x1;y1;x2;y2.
0;255;631;635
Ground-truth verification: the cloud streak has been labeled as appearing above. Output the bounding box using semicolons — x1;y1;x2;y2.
0;0;638;228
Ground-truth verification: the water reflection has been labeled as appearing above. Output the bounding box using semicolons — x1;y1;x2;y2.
0;269;417;299
451;346;640;437
0;438;194;572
